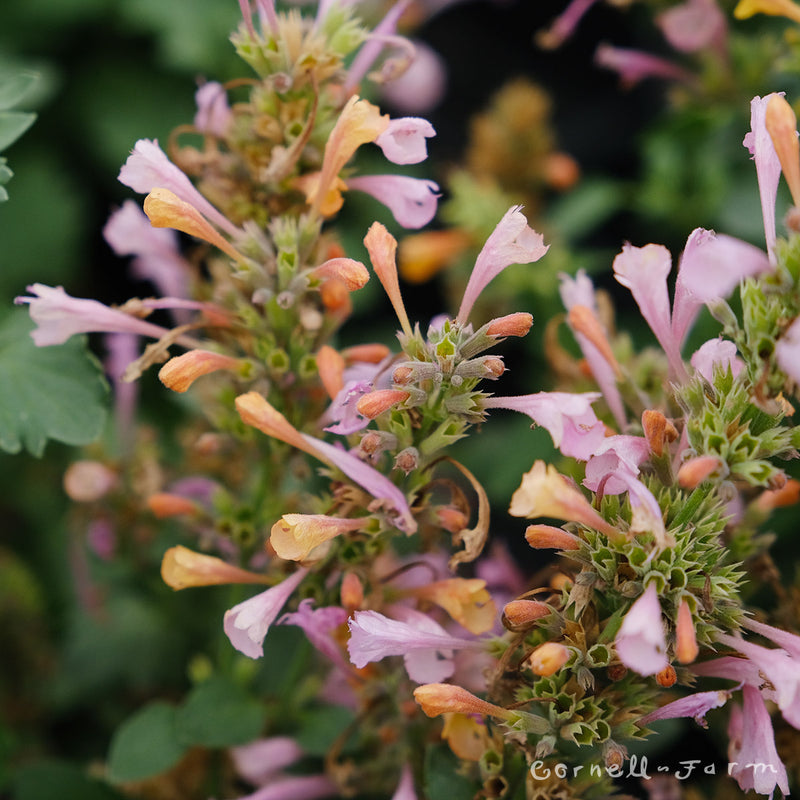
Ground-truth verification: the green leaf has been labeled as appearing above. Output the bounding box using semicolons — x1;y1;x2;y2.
424;744;478;800
294;705;356;757
0;72;39;111
107;702;188;784
14;760;125;800
175;676;267;748
0;110;36;151
0;311;108;456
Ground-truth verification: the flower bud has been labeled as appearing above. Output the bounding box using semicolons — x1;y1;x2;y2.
677;454;727;489
502;599;550;631
147;492;199;518
435;505;470;534
550;573;573;591
675;599;699;664
394;446;419;474
340;572;365;610
359;430;398;456
413;683;513;721
392;361;439;385
485;312;533;338
607;664;628;681
766;93;800;207
642;409;678;458
655;665;677;687
528;642;571;676
356;389;410;418
159;349;241;393
543;151;580;191
524;524;580;550
311;257;370;290
63;460;117;502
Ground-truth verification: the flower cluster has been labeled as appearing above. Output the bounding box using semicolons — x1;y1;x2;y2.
13;2;800;799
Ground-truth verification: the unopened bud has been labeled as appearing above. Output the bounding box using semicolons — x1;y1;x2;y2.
481;356;505;379
528;642;571;676
485;312;534;338
766;94;800;207
602;741;627;771
413;683;513;721
502;599;550;631
525;524;580;550
755;478;800;510
642;409;678;458
312;257;369;290
655;665;677;687
394;446;419;474
543;151;580;191
148;492;199;518
63;460;117;502
159;349;241;393
340;572;365;610
454;356;504;380
607;663;627;681
550;573;573;591
359;430;397;456
677;455;727;489
161;545;269;590
356;389;410;418
392;361;439;385
342;343;392;364
435;505;470;533
675;599;699;664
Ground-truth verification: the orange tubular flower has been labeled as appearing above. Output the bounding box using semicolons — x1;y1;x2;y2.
161;545;270;590
524;524;581;550
409;578;496;634
270;514;366;561
675;598;700;664
355;389;410;418
143;188;246;262
159;349;241;393
363;222;413;338
509;461;619;539
316;345;346;400
414;684;514;721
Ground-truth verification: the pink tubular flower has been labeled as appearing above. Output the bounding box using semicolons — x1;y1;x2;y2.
235;392;416;533
559;270;626;428
236;775;338;800
118;138;240;237
279;599;349;669
673;229;770;335
103;200;192;305
374;117;436;164
380;41;447;114
390;765;417;800
594;44;694;88
728;686;790;798
347;174;439;229
584;435;650;495
744;94;784;262
776;314;800;386
615;583;669;676
15;284;173;346
456;206;548;325
194;81;232;137
482;391;606;460
536;0;600;49
656;0;727;54
346;608;481;683
613;243;685;376
231;737;304;786
639;688;731;727
223;569;308;658
690;337;744;382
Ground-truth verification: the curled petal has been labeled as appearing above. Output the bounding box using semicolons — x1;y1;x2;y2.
409;578;496;634
374;117;436;165
349;174;440;229
457;206;548;325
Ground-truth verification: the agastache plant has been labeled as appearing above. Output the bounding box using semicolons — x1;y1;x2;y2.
12;1;800;798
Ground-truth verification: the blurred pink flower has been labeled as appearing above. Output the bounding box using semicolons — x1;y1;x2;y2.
594;44;693;88
194;81;232;137
656;0;727;54
380;41;447;114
